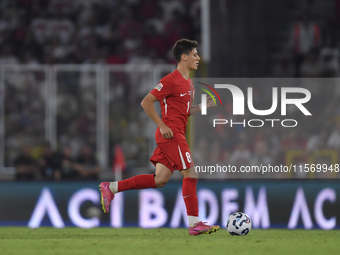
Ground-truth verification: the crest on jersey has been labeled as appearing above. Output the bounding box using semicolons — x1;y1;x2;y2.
155;83;163;91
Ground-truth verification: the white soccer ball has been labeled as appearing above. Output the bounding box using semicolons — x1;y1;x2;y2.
226;212;251;236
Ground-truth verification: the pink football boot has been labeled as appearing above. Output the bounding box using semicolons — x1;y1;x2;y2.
99;182;115;213
189;221;220;236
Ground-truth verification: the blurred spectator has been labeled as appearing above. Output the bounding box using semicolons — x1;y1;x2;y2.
192;137;208;165
144;6;165;34
127;45;153;95
278;129;307;165
0;11;14;35
159;0;186;22
189;0;201;33
74;0;102;26
21;50;39;65
0;44;18;64
271;56;295;77
48;0;74;15
229;142;251;166
47;36;69;62
327;122;340;150
164;10;189;46
289;11;321;77
30;9;49;45
14;145;39;181
143;24;167;58
139;0;157;20
77;17;98;49
299;49;323;77
47;12;75;44
123;30;143;58
306;129;329;154
106;43;128;64
1;1;21;30
148;48;166;64
249;140;273;166
83;48;105;64
119;9;142;39
319;35;339;77
38;142;61;181
280;129;307;151
127;45;151;65
12;17;27;46
60;145;81;180
76;144;101;180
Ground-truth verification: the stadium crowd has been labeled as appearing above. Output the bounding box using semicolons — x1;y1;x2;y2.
2;0;199;180
272;0;340;78
0;0;200;65
3;0;340;180
14;142;100;181
192;78;340;179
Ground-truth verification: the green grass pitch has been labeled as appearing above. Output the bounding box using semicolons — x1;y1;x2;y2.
0;227;339;255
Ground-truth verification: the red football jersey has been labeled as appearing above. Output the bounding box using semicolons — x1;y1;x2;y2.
150;69;195;143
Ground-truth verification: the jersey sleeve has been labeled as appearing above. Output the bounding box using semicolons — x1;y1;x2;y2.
150;75;174;101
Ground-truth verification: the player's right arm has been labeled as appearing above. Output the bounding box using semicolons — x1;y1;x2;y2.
141;93;173;139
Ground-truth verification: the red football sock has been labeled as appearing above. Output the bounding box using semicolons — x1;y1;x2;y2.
118;174;157;192
182;177;199;217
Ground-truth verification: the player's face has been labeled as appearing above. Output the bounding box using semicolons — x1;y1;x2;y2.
186;48;200;70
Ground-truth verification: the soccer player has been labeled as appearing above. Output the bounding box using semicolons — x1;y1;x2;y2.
99;39;219;235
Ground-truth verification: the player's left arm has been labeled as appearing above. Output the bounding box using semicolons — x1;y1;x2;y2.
190;96;215;115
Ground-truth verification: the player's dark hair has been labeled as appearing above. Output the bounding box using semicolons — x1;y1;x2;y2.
172;39;198;63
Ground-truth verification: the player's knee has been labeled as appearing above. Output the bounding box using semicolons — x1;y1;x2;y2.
181;167;198;179
157;183;166;188
156;181;167;188
191;169;198;179
155;178;168;188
